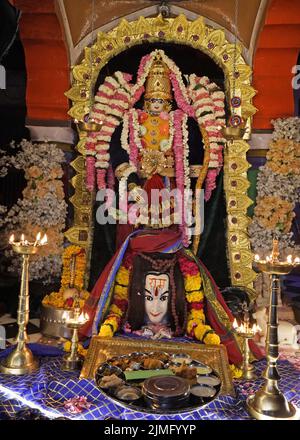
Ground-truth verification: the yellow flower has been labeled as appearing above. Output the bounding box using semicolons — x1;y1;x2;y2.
105;316;119;332
64;341;87;357
64;341;71;352
109;304;123;317
188;309;205;323
186;290;204;303
99;324;114;338
114;284;128;299
115;266;130;285
184;274;202;292
204;333;220;345
194;323;212;341
230;364;243;379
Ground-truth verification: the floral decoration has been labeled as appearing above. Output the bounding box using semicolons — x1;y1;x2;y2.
0;140;67;283
178;255;221;346
249;117;300;257
84;49;225;205
42;245;89;309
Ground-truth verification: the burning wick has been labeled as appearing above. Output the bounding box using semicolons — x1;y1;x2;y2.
233;318;261;335
9;234;14;244
254;254;260;262
34;232;41;247
287;255;293;264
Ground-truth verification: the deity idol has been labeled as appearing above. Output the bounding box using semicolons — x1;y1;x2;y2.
81;50;262;365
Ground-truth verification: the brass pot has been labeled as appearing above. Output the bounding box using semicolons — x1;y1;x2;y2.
40;304;74;339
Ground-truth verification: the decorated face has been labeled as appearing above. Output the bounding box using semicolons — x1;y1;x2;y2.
144;273;170;325
146;98;165;114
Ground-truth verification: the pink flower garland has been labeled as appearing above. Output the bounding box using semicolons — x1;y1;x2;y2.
173;110;189;246
169;72;195;118
86;156;96;192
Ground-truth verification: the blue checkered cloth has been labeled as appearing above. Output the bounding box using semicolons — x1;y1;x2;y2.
0;344;299;420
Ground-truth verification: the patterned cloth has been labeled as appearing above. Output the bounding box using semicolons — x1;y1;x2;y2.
0;344;299;420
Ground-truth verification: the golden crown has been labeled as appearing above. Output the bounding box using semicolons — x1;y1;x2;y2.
144;53;172;101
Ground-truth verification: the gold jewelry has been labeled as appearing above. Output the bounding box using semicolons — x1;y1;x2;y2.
144;53;172;101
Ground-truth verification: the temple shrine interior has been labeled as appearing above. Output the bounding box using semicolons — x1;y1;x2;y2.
0;0;299;423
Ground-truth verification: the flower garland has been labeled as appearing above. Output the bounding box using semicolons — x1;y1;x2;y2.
178;255;221;345
98;257;132;337
84;49;225;200
42;245;89;310
60;245;86;290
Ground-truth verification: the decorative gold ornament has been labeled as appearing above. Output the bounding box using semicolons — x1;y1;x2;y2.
77;119;103;132
144;53;172;101
140;150;173;178
65;14;257;290
222;126;246;141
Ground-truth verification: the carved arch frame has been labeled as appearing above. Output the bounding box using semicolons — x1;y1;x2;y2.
65;14;257;291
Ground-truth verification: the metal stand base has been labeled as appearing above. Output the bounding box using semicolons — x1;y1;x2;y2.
0;346;39;375
237;369;257;381
247;393;300;420
61;354;83;371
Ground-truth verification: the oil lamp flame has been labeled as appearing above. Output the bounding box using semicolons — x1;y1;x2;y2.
233;319;261;335
78;312;89;324
40;234;47;245
254;254;260;262
287;255;293;264
9;234;14;244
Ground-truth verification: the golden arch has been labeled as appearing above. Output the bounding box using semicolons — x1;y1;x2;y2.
65;14;257;291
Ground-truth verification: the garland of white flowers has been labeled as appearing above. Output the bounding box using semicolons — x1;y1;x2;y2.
84;49;226;202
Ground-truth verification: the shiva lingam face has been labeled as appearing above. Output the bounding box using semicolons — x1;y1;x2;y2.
144;273;170;325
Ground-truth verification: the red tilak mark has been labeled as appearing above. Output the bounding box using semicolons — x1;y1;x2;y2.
154;287;159;297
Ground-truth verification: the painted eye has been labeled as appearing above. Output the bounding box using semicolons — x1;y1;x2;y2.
160;295;168;302
145;295;153;301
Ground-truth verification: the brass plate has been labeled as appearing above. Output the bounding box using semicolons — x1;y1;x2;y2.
80;336;235;397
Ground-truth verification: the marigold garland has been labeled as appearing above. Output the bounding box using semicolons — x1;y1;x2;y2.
178;255;220;346
98;263;131;337
42;245;89;310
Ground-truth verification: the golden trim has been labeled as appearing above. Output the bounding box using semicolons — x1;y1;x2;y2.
224;140;257;288
65;14;257;289
80;336;235;397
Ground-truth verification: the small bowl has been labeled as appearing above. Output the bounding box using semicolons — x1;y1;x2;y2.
190;384;216;398
189;361;212;375
197;375;221;387
95;363;123;382
148;351;170;363
114;385;142;402
170;353;192;365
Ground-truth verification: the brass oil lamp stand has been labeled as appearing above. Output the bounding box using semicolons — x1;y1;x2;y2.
246;239;300;420
62;306;88;371
0;233;47;375
234;316;260;381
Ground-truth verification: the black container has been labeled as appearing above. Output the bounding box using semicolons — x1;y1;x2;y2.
143;376;190;410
